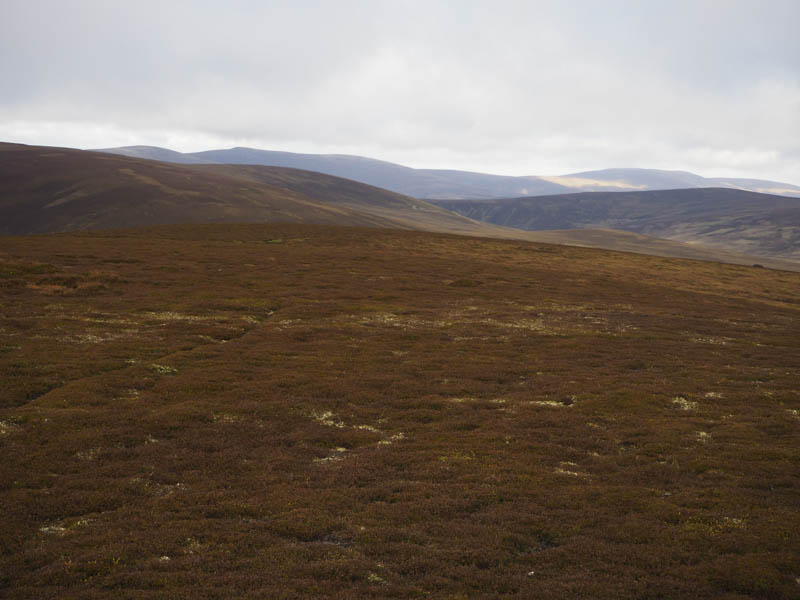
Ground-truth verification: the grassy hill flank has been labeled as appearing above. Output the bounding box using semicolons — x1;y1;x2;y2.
0;143;481;235
434;188;800;262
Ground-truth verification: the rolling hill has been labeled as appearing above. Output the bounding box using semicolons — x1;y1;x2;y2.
434;188;800;262
3;142;798;271
0;143;486;236
96;145;571;199
96;145;800;199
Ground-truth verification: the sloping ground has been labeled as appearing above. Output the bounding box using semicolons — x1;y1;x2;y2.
97;145;800;199
434;188;800;262
186;163;493;235
0;143;490;236
0;143;401;234
518;229;800;271
1;223;799;598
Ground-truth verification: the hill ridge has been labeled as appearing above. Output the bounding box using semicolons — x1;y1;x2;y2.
93;144;800;199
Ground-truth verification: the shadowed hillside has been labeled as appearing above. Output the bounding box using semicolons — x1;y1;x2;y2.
0;143;484;235
1;223;798;598
435;188;800;262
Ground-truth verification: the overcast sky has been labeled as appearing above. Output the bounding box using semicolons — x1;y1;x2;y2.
1;0;798;182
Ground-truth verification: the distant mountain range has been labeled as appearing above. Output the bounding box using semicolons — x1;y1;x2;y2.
95;145;800;199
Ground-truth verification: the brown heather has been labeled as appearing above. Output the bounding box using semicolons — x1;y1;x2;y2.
0;223;798;598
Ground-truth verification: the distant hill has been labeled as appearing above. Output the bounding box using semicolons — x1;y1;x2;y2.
551;168;800;197
434;188;800;262
0;142;492;236
92;145;214;164
95;145;800;199
181;147;571;199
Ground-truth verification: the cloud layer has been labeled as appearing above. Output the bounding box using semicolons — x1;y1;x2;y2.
1;0;798;181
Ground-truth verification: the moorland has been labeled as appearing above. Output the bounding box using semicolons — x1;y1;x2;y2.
1;223;799;598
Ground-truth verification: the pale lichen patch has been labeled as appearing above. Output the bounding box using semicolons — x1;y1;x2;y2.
39;517;92;535
529;400;573;408
143;311;213;322
689;335;732;345
354;424;381;433
132;477;186;497
0;420;20;435
554;467;589;477
311;410;347;429
150;363;178;375
685;516;747;535
309;410;401;450
378;432;405;446
75;447;100;461
672;396;699;411
183;537;204;555
314;447;348;463
61;328;139;344
212;413;243;424
555;461;589;477
39;524;67;535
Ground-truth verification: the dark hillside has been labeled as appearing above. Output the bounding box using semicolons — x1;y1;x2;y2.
0;143;481;235
0;143;398;234
435;187;800;261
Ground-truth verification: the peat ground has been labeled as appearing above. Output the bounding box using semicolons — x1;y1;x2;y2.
1;224;799;598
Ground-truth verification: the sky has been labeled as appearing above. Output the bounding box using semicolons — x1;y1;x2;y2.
1;0;798;182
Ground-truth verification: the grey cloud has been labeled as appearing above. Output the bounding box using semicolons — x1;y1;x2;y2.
1;0;797;183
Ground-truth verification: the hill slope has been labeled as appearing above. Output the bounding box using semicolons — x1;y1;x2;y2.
96;144;800;199
1;223;799;598
434;188;800;262
0;143;484;235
